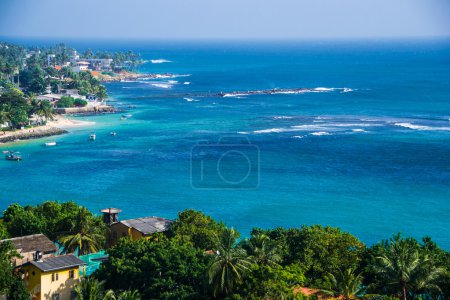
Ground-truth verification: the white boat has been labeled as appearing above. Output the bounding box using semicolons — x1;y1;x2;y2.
45;142;57;147
5;151;22;161
110;132;117;136
90;133;96;141
123;114;132;118
120;117;127;121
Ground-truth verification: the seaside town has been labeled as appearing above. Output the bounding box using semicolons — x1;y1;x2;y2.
0;42;148;145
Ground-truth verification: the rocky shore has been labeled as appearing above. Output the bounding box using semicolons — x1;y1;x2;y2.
54;105;115;114
0;127;67;143
100;71;178;82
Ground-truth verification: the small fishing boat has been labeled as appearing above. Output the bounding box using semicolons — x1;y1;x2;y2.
2;150;9;154
90;133;96;141
110;132;117;136
45;141;57;147
5;151;22;161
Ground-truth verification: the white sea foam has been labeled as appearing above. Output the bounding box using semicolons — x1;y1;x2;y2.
352;129;366;132
168;80;178;84
394;122;450;131
184;98;199;102
151;83;172;89
151;59;172;64
154;74;191;79
253;128;288;134
311;131;331;136
273;116;293;120
292;135;305;139
314;87;335;92
223;93;248;98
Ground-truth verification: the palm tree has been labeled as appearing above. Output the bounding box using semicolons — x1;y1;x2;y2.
322;267;364;300
74;277;106;300
371;237;445;300
59;208;105;255
29;97;54;124
208;228;252;297
243;233;281;266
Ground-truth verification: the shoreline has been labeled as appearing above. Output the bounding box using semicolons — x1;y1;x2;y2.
0;116;96;145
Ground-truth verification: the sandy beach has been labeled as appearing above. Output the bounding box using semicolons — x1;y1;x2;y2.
0;116;95;144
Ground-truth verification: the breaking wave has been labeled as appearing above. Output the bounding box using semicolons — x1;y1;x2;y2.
151;59;172;64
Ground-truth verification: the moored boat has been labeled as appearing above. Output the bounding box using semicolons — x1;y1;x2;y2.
5;151;22;161
45;141;57;147
110;132;117;136
90;133;96;141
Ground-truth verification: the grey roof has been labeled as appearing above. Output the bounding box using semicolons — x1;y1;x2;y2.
120;216;173;235
1;234;58;254
29;254;86;272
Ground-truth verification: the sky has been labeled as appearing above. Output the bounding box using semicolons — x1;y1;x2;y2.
0;0;449;40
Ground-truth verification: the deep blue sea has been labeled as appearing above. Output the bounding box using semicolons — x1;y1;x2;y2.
1;39;450;248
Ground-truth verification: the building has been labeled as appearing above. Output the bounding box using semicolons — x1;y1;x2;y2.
82;59;113;71
36;94;62;104
0;234;58;267
101;208;172;246
22;254;86;300
71;61;90;73
60;89;85;99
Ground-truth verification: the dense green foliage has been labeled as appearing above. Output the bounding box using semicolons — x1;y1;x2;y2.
0;241;30;299
1;203;448;300
167;209;227;250
96;234;210;299
74;277;141;300
94;209;449;299
57;95;75;108
2;201;106;251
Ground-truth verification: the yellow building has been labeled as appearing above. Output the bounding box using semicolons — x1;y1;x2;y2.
22;254;86;300
107;216;173;246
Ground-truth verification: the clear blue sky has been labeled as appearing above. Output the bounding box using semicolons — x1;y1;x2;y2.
1;0;449;39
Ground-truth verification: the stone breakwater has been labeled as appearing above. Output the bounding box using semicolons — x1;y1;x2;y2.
0;128;67;143
100;71;180;82
54;105;115;114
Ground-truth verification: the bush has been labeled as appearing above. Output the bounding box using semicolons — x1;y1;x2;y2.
56;95;74;108
74;98;87;107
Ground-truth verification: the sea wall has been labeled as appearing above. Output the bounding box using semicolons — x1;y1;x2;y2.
0;128;67;143
54;105;115;114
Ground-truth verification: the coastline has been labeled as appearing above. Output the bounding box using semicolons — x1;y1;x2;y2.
0;116;96;145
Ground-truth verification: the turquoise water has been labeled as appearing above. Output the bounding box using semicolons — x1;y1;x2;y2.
1;40;450;248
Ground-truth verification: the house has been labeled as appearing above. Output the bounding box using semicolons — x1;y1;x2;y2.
71;61;90;73
101;208;173;246
22;254;86;300
0;234;58;267
36;94;62;103
80;59;112;71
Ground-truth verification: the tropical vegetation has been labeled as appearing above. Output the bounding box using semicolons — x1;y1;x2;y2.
0;203;449;299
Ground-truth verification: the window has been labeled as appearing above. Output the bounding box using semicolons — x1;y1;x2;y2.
69;270;75;279
52;273;59;282
52;293;60;300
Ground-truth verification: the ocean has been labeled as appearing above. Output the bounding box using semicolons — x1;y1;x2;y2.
1;39;450;248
